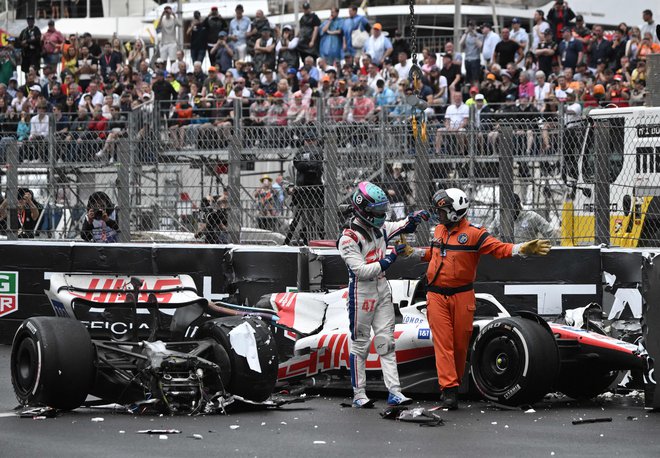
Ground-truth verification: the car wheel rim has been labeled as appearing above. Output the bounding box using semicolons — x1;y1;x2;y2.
476;334;524;395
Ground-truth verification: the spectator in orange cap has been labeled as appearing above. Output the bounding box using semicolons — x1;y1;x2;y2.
583;82;605;107
364;23;393;66
245;88;269;145
202;66;221;97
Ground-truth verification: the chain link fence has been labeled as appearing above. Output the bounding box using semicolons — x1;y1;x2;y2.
1;97;659;247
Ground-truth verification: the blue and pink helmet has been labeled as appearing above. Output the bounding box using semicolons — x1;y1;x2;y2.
351;181;389;228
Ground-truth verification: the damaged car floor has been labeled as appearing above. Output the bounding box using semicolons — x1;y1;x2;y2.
0;347;658;457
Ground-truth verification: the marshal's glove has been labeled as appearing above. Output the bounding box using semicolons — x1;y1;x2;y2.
397;235;414;257
519;239;552;256
379;243;409;271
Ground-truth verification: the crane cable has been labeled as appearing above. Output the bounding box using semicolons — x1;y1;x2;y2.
407;0;427;143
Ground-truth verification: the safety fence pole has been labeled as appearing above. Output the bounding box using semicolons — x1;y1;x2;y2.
467;105;476;194
558;102;565;181
5;140;18;241
117;138;132;242
46;116;57;238
499;125;515;243
227;99;243;244
594;119;610;246
321;98;339;239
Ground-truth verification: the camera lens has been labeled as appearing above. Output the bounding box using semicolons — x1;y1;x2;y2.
94;209;103;220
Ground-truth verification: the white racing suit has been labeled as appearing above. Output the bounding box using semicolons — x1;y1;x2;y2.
338;216;414;400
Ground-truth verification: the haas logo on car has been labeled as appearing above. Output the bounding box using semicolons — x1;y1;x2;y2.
0;272;19;318
69;277;183;304
275;292;297;311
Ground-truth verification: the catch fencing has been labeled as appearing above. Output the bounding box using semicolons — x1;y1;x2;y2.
1;97;659;247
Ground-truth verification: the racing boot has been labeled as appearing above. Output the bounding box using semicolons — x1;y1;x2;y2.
439;387;458;410
352;396;374;408
387;392;413;406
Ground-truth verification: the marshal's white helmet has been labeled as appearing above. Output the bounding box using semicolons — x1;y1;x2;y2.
432;188;469;223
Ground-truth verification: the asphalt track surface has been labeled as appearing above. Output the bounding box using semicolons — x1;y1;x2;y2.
0;345;659;458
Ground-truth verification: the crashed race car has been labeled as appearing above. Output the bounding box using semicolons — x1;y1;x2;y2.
260;279;645;406
11;274;280;413
12;274;644;411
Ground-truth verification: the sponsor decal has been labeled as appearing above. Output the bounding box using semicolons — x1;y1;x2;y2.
637;124;660;138
418;328;431;339
86;320;151;335
278;331;413;380
457;233;469;244
503;384;521;399
366;248;383;262
67;277;184;304
0;271;19;318
504;284;597;315
402;316;424;324
343;230;359;243
274;292;298;338
275;292;297;311
51;300;68;318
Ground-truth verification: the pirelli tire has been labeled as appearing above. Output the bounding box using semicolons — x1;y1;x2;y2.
470;317;559;406
11;317;95;410
197;316;278;402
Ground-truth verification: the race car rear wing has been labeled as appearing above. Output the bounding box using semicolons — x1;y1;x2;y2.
46;274;210;341
46;274;205;313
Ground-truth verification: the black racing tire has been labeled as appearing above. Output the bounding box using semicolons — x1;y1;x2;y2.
11;317;95;410
201;340;232;393
557;368;619;400
198;316;278;402
470;317;559;406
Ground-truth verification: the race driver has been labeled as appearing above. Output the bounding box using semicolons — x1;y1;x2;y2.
415;188;551;410
338;181;430;408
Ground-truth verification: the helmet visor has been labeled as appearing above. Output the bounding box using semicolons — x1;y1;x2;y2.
365;200;389;217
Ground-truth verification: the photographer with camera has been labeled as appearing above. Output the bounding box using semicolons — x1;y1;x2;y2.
81;191;119;243
210;31;234;74
196;193;229;244
0;188;42;239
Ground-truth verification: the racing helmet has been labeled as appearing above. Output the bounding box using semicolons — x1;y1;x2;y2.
432;188;469;223
351;181;390;228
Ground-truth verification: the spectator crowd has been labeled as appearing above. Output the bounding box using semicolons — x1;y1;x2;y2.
0;2;658;241
0;2;656;165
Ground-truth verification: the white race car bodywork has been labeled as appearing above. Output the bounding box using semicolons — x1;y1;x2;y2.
269;280;509;385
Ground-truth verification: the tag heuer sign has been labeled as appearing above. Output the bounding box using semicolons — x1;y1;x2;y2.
0;272;19;317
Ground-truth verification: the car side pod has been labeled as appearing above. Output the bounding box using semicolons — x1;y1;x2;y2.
470;316;560;407
11;317;95;410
